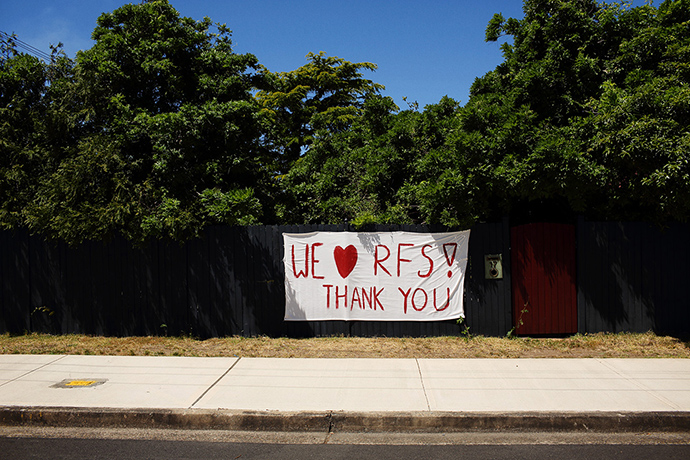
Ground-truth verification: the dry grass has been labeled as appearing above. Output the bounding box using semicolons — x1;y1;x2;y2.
1;331;689;358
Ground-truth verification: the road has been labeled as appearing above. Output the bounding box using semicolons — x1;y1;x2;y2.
2;428;690;459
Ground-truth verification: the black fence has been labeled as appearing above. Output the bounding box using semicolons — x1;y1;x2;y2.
577;219;690;337
0;219;688;337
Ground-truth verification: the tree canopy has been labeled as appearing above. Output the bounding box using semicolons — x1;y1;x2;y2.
1;0;689;244
469;0;690;222
256;51;384;175
281;0;690;226
3;0;272;244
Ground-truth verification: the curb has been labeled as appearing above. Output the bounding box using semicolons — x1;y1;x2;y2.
2;407;690;433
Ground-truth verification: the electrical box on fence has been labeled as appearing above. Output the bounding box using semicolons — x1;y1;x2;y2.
484;254;503;279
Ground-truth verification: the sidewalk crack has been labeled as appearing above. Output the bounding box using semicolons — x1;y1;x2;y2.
416;358;431;412
597;358;682;410
0;355;66;388
189;357;241;409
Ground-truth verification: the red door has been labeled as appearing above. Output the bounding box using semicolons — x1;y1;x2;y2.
511;223;577;335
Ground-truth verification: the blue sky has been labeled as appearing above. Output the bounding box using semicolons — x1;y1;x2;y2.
2;0;651;109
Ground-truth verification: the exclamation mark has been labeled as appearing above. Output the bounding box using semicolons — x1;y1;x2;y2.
443;243;458;278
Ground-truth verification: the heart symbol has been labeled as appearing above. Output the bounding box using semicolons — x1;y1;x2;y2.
333;245;358;278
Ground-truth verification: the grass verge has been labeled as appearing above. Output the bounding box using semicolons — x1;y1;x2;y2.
1;331;689;358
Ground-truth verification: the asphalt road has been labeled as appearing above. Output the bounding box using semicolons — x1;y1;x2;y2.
2;428;690;460
2;437;690;460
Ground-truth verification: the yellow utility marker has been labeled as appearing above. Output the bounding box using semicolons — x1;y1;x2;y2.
65;380;97;387
51;378;107;388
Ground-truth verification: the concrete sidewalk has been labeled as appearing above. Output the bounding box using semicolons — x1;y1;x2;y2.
1;355;690;432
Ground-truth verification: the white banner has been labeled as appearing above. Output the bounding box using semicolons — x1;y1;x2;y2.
283;231;470;321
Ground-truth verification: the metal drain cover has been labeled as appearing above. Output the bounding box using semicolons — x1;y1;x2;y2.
51;379;108;388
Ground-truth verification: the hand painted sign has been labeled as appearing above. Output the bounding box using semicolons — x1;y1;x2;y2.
283;231;470;321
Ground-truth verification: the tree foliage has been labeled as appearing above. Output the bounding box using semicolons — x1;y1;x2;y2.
583;0;690;221
278;0;690;227
16;0;270;244
0;35;74;230
458;0;690;222
256;51;384;174
2;0;690;243
279;95;471;226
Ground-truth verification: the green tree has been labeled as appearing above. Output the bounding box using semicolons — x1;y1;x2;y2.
25;0;270;244
279;95;471;226
584;0;690;221
464;0;612;219
256;51;384;174
6;0;689;238
458;0;690;223
292;0;690;228
0;36;74;230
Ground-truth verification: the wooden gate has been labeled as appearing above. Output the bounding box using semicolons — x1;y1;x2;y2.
511;223;577;335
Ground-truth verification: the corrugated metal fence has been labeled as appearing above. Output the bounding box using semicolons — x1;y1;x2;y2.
1;219;688;337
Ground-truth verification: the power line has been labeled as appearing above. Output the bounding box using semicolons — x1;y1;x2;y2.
1;30;53;61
